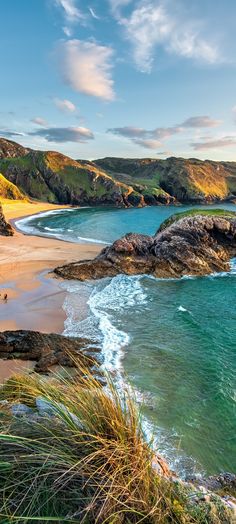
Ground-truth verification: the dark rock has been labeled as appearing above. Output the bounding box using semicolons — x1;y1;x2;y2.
0;138;29;159
0;204;14;236
0;330;99;373
54;214;236;281
187;473;236;498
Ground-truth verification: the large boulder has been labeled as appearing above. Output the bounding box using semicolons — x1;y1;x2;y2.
0;330;99;373
54;213;236;280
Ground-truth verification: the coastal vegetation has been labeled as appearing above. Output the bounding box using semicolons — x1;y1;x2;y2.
157;208;236;231
0;366;234;523
0;173;26;200
1;137;236;207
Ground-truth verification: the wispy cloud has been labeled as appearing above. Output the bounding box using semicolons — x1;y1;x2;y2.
0;130;26;138
108;124;181;149
112;0;219;72
181;116;222;128
191;136;236;150
53;0;85;22
89;7;100;20
29;126;94;143
109;0;133;16
53;0;86;35
31;117;48;126
108;115;222;149
54;98;77;112
57;39;115;101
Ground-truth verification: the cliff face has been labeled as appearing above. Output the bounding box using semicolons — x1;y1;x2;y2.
0;204;14;236
0;137;236;207
95;156;236;204
54;211;236;280
0;148;146;207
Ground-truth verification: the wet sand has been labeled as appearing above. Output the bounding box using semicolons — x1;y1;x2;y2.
0;200;102;381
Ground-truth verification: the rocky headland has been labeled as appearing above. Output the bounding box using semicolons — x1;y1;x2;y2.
1;137;236;207
54;211;236;280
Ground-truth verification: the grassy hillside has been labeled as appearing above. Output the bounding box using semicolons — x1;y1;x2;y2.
0;137;236;207
95;157;236;204
0;151;131;206
0;368;233;523
0;173;26;200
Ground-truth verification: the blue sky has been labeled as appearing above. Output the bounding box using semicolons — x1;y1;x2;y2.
1;0;236;160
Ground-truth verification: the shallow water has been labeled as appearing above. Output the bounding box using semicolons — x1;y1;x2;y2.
17;204;236;476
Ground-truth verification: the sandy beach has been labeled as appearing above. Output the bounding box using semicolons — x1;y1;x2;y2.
0;200;102;337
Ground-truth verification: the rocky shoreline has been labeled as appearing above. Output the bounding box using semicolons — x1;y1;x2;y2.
55;212;236;281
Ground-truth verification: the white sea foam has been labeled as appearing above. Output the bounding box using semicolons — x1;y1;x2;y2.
63;275;147;373
77;236;109;244
177;306;186;312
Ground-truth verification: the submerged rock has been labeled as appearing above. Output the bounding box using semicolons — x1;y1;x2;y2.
0;330;99;374
55;214;236;281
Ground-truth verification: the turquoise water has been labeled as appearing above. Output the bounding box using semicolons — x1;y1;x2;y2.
17;204;236;476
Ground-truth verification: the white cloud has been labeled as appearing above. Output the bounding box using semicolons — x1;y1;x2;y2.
30;126;94;143
54;0;84;23
54;98;77;112
57;39;115;101
31;117;48;126
53;0;86;35
191;136;236;150
114;1;219;72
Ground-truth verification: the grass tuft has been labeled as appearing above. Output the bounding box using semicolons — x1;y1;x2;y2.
0;366;233;523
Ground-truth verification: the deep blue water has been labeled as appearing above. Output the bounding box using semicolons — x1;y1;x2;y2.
17;204;236;476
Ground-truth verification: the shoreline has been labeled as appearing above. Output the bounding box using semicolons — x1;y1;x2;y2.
0;200;102;380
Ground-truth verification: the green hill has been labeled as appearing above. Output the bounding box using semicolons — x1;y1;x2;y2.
0;172;26;200
0;137;236;207
95;156;236;204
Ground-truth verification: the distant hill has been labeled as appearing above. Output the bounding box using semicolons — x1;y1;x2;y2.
94;156;236;204
0;172;26;200
0;137;235;206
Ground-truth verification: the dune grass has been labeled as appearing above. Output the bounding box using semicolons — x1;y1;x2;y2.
0;367;233;523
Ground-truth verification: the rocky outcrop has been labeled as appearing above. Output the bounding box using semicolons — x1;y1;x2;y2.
0;204;14;236
0;138;29;159
54;213;236;280
0;330;99;373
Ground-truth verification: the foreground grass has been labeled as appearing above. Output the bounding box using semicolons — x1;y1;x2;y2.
158;208;236;232
0;367;233;523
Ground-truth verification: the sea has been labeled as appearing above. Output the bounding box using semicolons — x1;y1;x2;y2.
16;203;236;477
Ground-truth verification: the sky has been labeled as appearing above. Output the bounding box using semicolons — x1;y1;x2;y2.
1;0;236;161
